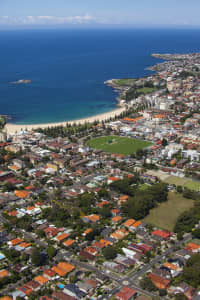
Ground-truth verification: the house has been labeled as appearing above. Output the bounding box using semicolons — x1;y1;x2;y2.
111;228;129;240
44;227;59;238
18;285;33;296
8;238;24;247
130;221;142;231
118;195;129;205
76;281;94;295
82;228;93;237
14;190;30;199
107;176;120;184
43;269;57;280
52;291;76;300
99;239;111;247
63;239;75;248
63;284;86;299
114;254;135;268
182;150;200;161
0;171;14;182
46;163;58;172
82;214;100;223
128;243;152;255
52;266;67;277
92;241;105;250
56;233;69;243
169;282;197;300
152;267;171;280
84;246;98;256
111;208;120;216
12;159;25;169
97;200;110;208
163;262;182;277
122;248;136;260
85;278;98;289
34;275;49;285
57;262;75;274
5;144;21;153
104;261;125;273
26;280;41;292
10;290;26;299
112;216;122;223
124;219;136;228
115;286;137;300
0;269;10;278
152;229;172;240
185;243;200;253
80;249;96;261
148;273;170;289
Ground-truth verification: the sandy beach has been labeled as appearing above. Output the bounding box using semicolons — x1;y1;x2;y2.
5;106;126;135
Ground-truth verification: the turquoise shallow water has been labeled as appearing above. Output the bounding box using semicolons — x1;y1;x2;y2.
0;28;200;124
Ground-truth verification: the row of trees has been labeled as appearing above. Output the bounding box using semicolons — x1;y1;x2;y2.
35;104;151;139
36;122;94;138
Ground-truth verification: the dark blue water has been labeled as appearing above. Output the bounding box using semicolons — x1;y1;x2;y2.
0;28;200;124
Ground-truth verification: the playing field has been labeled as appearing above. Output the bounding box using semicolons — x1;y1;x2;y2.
164;175;200;191
143;191;194;231
88;136;152;155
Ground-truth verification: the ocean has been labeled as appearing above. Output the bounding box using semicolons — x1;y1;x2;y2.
0;28;200;124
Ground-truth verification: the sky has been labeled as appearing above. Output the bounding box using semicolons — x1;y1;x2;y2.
1;0;200;28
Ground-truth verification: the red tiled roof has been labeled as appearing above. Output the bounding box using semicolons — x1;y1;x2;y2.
149;273;170;289
115;286;137;300
152;229;172;239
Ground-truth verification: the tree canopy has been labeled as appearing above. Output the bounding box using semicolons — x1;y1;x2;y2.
103;246;117;260
181;254;200;287
122;183;168;220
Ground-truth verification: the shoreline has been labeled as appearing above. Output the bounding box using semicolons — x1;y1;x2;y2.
5;106;126;135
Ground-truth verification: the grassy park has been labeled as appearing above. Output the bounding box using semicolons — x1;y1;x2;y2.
114;78;137;86
164;175;200;191
88;136;152;155
144;192;194;231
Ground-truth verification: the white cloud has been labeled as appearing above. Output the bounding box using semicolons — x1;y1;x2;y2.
0;15;95;25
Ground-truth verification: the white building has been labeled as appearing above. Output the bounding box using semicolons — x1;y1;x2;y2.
182;150;200;161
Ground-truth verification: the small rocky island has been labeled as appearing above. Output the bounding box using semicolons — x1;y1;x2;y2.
10;79;31;84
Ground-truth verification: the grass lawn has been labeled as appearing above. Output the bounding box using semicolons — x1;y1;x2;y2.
114;78;137;86
185;181;200;191
88;136;152;155
143;191;194;231
164;175;200;191
139;184;150;191
136;87;156;94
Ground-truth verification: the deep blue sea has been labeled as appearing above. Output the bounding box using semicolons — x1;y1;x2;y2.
0;28;200;124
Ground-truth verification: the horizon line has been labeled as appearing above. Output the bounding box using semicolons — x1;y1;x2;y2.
1;24;200;31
